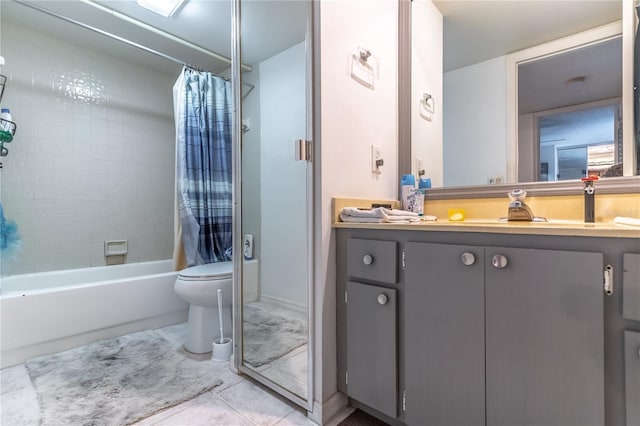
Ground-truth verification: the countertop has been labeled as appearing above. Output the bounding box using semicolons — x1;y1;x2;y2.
332;197;640;238
333;218;640;238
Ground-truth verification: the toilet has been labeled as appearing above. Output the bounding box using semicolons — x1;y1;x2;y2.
174;261;233;354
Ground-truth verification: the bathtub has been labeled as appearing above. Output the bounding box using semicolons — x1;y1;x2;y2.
0;260;187;368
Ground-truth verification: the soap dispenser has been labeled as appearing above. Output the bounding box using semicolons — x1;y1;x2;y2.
581;176;598;223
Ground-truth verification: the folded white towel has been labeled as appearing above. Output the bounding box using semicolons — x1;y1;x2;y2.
339;216;385;223
340;207;420;223
613;216;640;227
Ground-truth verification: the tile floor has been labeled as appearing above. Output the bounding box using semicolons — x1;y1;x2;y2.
0;323;323;426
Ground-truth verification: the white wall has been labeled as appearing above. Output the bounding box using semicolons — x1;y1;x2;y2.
0;22;175;275
317;0;399;413
259;42;308;306
411;0;443;186
443;56;507;186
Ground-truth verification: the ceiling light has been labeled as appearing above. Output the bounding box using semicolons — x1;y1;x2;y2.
136;0;185;17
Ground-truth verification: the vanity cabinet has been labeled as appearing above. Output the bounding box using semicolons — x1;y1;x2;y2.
404;242;605;425
335;228;640;425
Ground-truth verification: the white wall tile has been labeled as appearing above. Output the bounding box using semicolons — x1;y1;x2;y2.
1;21;176;276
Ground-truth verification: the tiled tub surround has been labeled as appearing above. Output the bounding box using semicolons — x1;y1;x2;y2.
0;21;176;275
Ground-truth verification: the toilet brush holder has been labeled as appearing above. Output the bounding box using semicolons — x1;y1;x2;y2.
212;337;232;361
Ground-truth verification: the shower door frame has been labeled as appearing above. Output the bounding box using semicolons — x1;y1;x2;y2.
231;0;316;413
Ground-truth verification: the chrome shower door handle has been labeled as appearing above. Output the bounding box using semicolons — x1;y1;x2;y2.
295;139;312;161
491;254;508;269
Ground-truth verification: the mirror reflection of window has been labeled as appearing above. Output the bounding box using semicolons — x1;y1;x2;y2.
518;36;622;182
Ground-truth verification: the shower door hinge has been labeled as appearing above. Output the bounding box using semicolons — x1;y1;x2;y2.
402;249;406;270
402;390;406;411
604;264;613;295
295;139;312;162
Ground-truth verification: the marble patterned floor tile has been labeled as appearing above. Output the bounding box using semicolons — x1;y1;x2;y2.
0;364;33;396
208;361;246;393
217;380;295;425
132;400;190;426
273;407;313;425
0;387;41;426
148;392;254;426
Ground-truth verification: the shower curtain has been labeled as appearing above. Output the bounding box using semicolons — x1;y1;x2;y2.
173;67;233;266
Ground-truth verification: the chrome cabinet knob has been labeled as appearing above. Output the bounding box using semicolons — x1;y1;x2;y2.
363;254;374;265
491;254;508;269
377;294;388;305
461;252;476;266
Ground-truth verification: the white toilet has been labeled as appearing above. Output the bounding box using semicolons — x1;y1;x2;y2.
174;261;233;354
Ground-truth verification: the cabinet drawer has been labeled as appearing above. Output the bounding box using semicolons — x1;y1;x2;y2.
347;238;397;284
626;331;640;426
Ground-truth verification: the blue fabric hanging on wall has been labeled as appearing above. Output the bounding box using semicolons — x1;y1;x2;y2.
0;201;20;257
176;68;233;265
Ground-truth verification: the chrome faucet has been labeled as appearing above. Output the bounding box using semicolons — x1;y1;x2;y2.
506;189;547;222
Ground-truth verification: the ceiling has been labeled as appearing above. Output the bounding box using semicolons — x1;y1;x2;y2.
0;0;307;76
518;36;622;114
433;0;623;72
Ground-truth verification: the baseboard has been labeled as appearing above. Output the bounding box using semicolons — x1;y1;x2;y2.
0;310;188;369
260;294;307;315
307;391;349;425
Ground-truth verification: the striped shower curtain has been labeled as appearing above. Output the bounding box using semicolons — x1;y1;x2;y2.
174;67;233;266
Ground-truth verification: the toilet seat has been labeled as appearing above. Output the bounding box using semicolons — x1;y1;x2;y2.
178;261;232;281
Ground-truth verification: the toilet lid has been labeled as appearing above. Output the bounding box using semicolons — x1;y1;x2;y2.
178;261;233;280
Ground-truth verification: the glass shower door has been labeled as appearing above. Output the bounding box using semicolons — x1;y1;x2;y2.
235;0;312;410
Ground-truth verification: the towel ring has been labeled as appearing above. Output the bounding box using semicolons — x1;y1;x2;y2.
359;48;372;63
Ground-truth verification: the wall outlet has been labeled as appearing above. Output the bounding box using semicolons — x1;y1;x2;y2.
371;144;382;174
415;157;425;177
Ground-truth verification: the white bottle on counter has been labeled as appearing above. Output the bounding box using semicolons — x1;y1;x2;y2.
0;108;12;131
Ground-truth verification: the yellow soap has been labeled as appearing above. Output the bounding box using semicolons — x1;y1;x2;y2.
448;209;466;221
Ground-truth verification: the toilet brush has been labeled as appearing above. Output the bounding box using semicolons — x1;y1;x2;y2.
217;288;225;344
212;288;232;361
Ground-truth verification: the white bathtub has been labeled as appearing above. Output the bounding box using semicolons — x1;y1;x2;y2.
0;260;187;368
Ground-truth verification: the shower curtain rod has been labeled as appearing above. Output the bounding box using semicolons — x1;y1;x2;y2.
13;0;253;75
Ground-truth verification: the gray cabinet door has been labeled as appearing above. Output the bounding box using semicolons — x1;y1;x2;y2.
346;281;397;418
404;242;485;426
626;331;640;426
485;247;604;426
623;253;640;321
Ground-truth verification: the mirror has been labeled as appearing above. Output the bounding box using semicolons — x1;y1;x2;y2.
409;0;637;189
238;0;312;407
